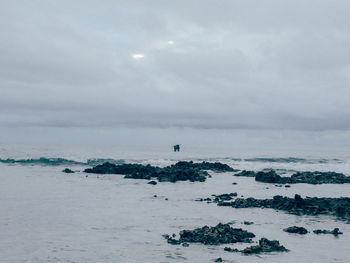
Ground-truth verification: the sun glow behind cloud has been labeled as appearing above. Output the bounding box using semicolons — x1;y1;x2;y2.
131;53;145;60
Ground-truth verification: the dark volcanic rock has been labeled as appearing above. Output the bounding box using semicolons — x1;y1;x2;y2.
214;258;223;262
234;170;256;177
147;180;157;185
84;161;234;183
213;193;238;203
62;168;74;173
166;223;255;245
234;169;350;184
216;194;350;220
283;226;308;234
255;170;286;183
196;193;238;204
173;161;235;172
227;238;288;254
290;171;350;184
313;228;343;236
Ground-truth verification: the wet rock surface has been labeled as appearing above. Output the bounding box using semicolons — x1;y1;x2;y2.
165;223;255;245
313;228;343;236
234;170;256;177
215;194;350;220
225;238;289;254
84;161;235;183
62;168;74;173
196;193;238;203
283;226;308;234
234;169;350;184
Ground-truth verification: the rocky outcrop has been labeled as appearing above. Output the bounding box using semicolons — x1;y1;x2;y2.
313;228;343;236
165;223;255;245
215;194;350;220
195;193;238;203
234;170;256;177
62;168;75;173
225;238;288;254
84;161;235;183
283;226;308;234
173;161;236;172
233;169;350;184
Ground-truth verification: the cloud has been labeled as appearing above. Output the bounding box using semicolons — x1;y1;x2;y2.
1;0;350;136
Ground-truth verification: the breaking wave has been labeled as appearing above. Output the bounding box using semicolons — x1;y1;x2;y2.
0;157;125;166
243;157;344;164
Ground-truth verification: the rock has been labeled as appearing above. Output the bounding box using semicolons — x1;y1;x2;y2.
172;161;236;172
165;223;255;245
214;258;223;262
84;161;213;183
214;194;350;220
147;180;157;185
62;168;74;173
234;170;256;177
283;226;308;234
243;221;254;225
313;228;343;236
238;238;289;254
195;198;212;202
232;182;237;185
213;193;237;203
153;195;157;197
285;185;291;188
182;242;189;247
255;170;283;183
233;169;350;184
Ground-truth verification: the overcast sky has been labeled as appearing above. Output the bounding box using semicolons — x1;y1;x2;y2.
1;1;350;148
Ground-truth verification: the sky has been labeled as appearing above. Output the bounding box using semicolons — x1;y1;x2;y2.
1;0;350;151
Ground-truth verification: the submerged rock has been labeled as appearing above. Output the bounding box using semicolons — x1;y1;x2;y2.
165;223;255;245
215;194;350;220
313;228;343;236
283;226;308;234
233;169;350;184
84;161;234;183
232;238;289;254
62;168;74;173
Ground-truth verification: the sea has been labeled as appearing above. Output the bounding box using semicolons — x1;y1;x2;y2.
0;143;349;263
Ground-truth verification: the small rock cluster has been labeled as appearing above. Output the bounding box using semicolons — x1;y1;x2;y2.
165;223;255;245
313;228;343;236
224;238;289;254
283;226;308;234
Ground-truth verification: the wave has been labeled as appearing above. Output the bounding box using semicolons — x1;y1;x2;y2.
243;157;344;164
0;157;125;166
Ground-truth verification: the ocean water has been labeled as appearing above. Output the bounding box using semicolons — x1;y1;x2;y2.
0;144;349;263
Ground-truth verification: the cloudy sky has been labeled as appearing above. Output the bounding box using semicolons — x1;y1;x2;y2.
1;0;350;150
